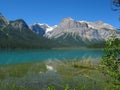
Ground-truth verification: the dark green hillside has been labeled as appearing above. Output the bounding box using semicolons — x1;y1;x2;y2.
0;18;56;49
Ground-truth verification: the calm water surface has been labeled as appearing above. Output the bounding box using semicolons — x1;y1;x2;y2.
0;49;104;65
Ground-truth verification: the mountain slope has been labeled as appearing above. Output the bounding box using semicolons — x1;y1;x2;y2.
0;13;9;28
0;13;55;49
0;13;120;49
44;17;120;47
29;23;47;36
29;23;57;35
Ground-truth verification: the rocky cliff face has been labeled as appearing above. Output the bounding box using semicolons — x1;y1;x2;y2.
45;17;119;41
29;23;47;36
29;23;57;36
9;19;29;30
0;13;9;28
29;17;120;46
42;17;119;46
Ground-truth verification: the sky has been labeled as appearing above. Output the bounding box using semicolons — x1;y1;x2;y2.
0;0;120;28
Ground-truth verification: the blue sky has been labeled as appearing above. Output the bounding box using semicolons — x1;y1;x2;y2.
0;0;119;28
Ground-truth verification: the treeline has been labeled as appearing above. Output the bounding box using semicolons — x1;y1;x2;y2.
0;26;57;49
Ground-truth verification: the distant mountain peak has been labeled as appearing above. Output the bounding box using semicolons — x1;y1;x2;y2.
11;19;27;25
87;21;115;30
61;17;74;22
29;22;57;35
10;19;29;30
32;23;50;28
46;25;57;33
29;23;47;36
0;13;9;28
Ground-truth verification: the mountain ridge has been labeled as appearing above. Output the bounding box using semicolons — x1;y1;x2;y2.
30;17;120;47
0;13;120;49
0;13;56;49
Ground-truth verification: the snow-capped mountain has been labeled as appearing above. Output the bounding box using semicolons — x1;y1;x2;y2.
45;17;120;41
29;23;46;36
0;11;120;48
46;25;57;33
29;17;120;47
29;23;57;35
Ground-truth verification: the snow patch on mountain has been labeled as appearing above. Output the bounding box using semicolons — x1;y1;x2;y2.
46;25;57;33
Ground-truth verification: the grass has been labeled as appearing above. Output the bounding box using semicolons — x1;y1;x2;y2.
0;59;119;90
0;62;47;80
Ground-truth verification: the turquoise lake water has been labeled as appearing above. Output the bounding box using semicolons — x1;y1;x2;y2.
0;49;104;65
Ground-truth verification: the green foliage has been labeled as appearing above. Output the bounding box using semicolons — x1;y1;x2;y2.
101;35;120;88
64;84;70;90
47;85;55;90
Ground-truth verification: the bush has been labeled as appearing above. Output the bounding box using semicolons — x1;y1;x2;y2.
101;35;120;89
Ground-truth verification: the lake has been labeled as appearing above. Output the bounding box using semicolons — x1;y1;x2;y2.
0;49;104;65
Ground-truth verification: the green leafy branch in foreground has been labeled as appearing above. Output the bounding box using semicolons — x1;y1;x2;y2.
101;35;120;89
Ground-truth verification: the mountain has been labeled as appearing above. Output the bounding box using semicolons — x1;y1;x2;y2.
29;17;120;47
45;17;117;39
0;13;9;28
0;12;120;49
29;23;57;35
0;13;55;49
10;19;29;30
29;23;46;36
44;17;120;47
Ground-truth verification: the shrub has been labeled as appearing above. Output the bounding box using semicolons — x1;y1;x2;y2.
101;35;120;89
